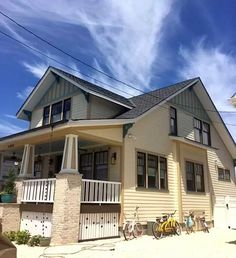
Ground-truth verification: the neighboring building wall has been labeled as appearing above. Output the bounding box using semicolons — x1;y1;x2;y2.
123;105;179;223
89;95;126;119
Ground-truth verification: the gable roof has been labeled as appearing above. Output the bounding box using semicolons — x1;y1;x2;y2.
16;66;134;120
116;78;198;119
52;67;135;108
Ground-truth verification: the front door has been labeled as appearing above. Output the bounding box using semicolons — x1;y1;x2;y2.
94;151;108;181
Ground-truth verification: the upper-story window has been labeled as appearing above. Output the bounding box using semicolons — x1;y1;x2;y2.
170;107;177;136
193;118;211;146
43;98;71;125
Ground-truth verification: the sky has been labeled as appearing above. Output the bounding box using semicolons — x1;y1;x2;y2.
0;0;235;141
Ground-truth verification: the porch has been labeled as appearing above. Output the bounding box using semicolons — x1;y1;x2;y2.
0;125;123;244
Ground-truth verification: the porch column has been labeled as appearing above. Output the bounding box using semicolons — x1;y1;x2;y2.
19;144;35;178
51;134;82;245
60;134;78;173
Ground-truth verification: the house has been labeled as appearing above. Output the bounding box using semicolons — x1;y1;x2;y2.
0;66;235;244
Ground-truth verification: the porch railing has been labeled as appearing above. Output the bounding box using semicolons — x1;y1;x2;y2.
81;179;121;204
21;178;121;204
22;178;56;203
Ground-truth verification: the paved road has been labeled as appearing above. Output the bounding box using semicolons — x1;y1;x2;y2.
17;228;236;258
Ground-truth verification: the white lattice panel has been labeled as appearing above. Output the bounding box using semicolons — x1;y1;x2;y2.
20;211;52;237
79;213;119;240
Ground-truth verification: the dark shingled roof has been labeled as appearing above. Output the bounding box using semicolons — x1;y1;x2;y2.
52;67;135;108
116;78;198;119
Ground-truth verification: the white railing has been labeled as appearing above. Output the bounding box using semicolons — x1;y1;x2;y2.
22;178;56;203
21;178;121;204
81;179;121;204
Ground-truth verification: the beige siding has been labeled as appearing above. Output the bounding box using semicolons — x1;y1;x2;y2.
71;93;88;120
178;144;211;221
90;95;125;119
123;105;179;223
30;108;43;129
207;125;236;199
108;146;121;182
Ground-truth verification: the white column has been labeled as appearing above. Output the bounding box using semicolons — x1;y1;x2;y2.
60;134;78;173
19;144;35;178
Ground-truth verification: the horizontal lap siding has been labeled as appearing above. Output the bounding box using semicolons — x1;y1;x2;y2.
207;126;236;198
123;106;178;223
179;144;211;221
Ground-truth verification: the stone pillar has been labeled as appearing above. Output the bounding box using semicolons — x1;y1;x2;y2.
19;144;35;178
61;134;78;173
15;180;23;204
50;173;82;245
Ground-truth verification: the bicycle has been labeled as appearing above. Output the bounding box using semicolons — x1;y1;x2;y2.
196;212;209;233
183;211;195;234
123;206;143;240
152;210;181;239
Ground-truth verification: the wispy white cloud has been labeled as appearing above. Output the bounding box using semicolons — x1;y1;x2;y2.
4;114;17;119
0;0;174;93
16;85;34;100
22;62;48;79
0;120;25;136
179;39;236;140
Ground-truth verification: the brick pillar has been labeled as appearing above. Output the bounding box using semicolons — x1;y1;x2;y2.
50;173;82;245
15;179;23;204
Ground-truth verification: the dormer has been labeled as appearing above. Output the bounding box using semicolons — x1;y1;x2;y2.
16;67;134;129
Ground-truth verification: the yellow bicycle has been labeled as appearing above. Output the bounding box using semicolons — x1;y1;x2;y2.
152;210;181;239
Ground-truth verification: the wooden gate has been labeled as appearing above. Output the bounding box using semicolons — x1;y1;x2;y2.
79;213;119;240
214;196;236;229
20;211;52;237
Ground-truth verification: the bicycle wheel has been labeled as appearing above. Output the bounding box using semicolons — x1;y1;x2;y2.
133;222;143;238
174;221;182;236
152;222;163;239
123;223;133;240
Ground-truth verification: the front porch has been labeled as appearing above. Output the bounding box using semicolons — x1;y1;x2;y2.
0;124;124;244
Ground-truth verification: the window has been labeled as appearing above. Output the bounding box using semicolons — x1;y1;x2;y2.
43;98;71;125
186;161;204;192
202;122;211;145
51;101;62;123
94;151;108;181
80;153;93;179
137;152;168;190
137;152;146;187
194;118;211;146
43;105;50;125
63;98;71;120
147;155;158;188
218;167;231;181
170;107;177;136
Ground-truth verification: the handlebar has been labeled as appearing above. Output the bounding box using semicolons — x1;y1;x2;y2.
161;210;177;217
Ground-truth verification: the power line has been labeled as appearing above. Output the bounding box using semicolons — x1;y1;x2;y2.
0;29;236;128
0;10;235;115
0;10;142;93
0;30;134;98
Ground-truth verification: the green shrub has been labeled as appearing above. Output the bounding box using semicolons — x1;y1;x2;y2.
3;231;16;241
16;230;31;245
28;235;42;246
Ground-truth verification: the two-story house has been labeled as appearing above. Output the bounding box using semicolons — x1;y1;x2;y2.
0;66;235;244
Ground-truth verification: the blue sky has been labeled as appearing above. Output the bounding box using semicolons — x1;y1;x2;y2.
0;0;235;140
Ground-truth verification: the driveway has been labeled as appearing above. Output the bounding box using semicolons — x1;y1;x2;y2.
17;228;236;258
